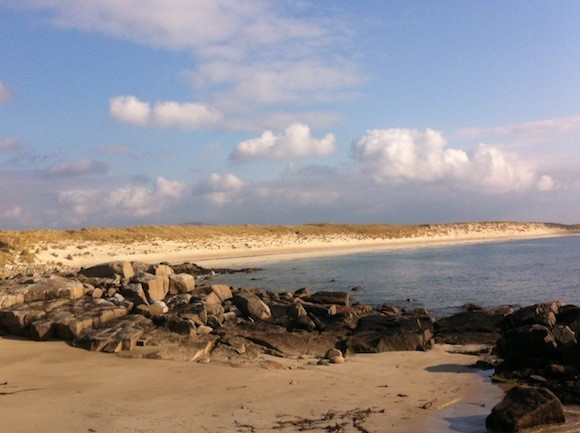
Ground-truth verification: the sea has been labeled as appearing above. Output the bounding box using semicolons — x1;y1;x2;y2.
207;235;580;317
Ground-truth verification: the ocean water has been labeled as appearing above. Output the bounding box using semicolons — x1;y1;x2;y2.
207;235;580;316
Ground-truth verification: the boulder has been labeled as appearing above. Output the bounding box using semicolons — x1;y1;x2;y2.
503;302;563;330
120;283;149;307
305;291;350;307
166;317;196;336
79;262;135;279
232;294;272;321
486;385;565;432
135;273;169;302
168;273;195;295
557;306;580;336
345;315;434;354
496;325;557;368
0;276;84;309
435;309;505;345
210;284;233;302
147;264;174;277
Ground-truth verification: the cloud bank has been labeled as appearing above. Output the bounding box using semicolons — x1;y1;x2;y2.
352;128;553;193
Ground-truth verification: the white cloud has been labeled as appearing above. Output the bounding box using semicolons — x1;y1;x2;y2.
536;175;555;192
231;123;336;161
16;1;358;129
19;0;323;52
109;96;222;129
45;158;108;177
109;96;151;126
153;101;223;128
0;81;14;104
455;114;580;139
352;128;551;194
59;176;187;219
194;172;246;205
189;58;361;110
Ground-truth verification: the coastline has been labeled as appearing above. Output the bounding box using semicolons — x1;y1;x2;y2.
30;224;577;269
0;337;489;433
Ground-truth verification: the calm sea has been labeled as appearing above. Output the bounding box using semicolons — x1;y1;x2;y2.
207;235;580;317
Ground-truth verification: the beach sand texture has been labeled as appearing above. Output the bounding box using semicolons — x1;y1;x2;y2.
0;338;488;433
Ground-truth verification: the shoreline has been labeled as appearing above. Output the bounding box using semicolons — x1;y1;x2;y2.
29;225;577;270
0;337;490;433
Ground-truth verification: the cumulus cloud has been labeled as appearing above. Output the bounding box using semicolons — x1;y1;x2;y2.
231;123;336;161
194;172;246;205
0;81;14;104
45;158;108;177
59;176;187;219
352;128;552;194
109;96;222;129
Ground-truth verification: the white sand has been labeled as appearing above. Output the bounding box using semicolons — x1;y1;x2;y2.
32;222;575;269
0;337;490;433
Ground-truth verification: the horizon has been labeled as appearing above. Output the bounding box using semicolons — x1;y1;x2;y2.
1;1;579;229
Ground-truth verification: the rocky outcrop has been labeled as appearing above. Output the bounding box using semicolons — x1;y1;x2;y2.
345;315;434;354
492;302;580;404
0;260;453;365
434;306;508;345
486;385;565;432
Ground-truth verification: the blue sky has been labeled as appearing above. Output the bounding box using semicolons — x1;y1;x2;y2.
1;0;579;229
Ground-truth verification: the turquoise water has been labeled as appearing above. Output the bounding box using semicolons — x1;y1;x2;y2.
208;236;580;316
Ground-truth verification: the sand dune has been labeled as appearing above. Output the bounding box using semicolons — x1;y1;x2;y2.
22;221;577;269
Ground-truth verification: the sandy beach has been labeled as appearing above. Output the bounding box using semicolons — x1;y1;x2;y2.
1;222;578;433
0;337;493;433
29;222;576;269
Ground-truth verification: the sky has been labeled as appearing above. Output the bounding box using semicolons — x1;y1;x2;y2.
0;0;579;230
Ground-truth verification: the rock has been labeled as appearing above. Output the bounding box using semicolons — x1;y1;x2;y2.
557;306;580;336
210;284;233;302
378;305;400;316
503;302;563;330
79;262;135;279
168;273;195;294
496;325;557;368
197;325;213;335
232;294;272;321
305;291;350;307
135;273;169;302
486;385;565;432
287;302;308;320
345;315;434;354
172;302;207;326
325;348;343;364
151;300;169;314
91;288;104;299
148;264;174;277
0;276;84;309
120;283;148;307
202;291;223;305
351;286;364;292
294;288;312;298
435;309;505;345
167;317;196;336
